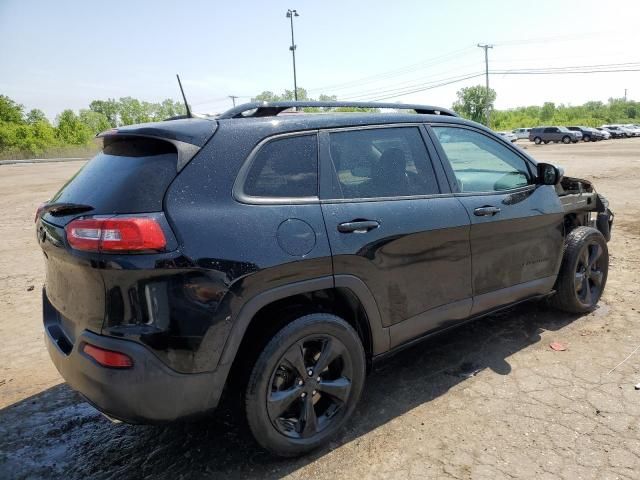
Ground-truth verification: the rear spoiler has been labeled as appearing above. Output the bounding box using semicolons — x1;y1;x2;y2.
97;117;217;172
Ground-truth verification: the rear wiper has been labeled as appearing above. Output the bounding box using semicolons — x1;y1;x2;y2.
41;202;94;217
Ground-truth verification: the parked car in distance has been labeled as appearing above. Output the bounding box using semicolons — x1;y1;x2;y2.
512;128;531;139
498;131;518;142
622;124;640;137
529;126;582;144
36;100;614;457
567;126;604;142
595;127;612;140
603;125;633;138
599;126;626;139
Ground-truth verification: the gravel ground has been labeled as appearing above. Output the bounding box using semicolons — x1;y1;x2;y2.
1;139;640;479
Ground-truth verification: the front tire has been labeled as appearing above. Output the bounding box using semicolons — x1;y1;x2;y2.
562;136;571;144
583;135;591;142
534;137;542;144
550;227;608;313
245;313;366;457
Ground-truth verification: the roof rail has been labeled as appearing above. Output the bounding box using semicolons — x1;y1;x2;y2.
217;101;458;119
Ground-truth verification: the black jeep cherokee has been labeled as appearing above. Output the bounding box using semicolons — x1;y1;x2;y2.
36;101;613;456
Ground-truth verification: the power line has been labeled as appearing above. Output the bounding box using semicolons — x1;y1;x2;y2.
307;46;475;94
347;73;486;102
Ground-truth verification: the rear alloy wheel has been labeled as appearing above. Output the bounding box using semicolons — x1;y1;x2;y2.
550;227;608;313
562;136;571;144
534;137;542;145
245;313;365;457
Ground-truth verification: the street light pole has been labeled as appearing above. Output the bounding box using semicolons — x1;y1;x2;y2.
286;9;299;102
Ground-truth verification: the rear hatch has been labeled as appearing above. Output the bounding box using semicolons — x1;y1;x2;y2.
38;118;217;341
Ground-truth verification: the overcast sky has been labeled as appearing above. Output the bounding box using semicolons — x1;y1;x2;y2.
1;0;639;119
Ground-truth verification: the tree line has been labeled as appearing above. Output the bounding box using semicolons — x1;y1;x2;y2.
453;85;639;129
1;87;638;158
0;95;185;158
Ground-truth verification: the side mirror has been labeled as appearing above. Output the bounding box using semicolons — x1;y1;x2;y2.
537;163;562;185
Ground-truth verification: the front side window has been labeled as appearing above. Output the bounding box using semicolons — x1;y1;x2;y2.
243;134;318;198
433;126;532;193
327;127;439;199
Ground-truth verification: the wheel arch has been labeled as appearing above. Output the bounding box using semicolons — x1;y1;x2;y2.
216;275;388;393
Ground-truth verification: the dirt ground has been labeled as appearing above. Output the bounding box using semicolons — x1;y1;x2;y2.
1;139;640;479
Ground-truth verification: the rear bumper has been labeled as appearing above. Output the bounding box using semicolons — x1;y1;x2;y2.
44;292;224;423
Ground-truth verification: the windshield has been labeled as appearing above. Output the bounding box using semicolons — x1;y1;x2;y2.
558;127;571;132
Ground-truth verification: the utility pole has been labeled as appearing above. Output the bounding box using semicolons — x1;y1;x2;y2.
477;43;494;127
229;95;238;107
624;89;627;102
286;9;300;101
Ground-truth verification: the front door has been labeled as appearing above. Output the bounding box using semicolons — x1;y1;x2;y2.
319;125;472;347
429;125;565;315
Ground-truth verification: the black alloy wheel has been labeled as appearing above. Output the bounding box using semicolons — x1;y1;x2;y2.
245;314;365;457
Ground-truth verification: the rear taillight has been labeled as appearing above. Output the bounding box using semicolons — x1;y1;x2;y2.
65;217;166;253
82;343;133;368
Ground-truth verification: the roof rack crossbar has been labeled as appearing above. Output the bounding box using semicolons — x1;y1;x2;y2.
217;101;458;119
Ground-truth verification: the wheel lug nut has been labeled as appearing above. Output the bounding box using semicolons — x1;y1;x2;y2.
301;392;307;398
316;376;321;382
307;370;313;376
298;380;304;386
312;390;317;395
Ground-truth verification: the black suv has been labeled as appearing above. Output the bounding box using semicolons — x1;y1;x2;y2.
37;101;613;457
567;126;605;142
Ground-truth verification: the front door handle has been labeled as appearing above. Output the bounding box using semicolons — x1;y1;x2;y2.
337;220;380;233
474;206;501;217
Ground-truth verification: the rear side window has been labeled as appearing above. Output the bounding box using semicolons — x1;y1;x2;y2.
327;127;439;199
50;137;178;214
242;134;318;198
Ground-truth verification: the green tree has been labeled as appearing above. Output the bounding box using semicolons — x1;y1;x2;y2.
79;109;111;134
0;95;25;123
89;99;119;127
452;85;496;125
540;102;556;122
25;109;48;125
56;110;93;145
155;99;186;120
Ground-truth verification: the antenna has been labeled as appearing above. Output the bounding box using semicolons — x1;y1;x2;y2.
176;74;192;118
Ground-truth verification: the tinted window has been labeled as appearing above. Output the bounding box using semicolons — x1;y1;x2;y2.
328;127;438;199
433;126;532;193
50;137;178;214
243;134;318;198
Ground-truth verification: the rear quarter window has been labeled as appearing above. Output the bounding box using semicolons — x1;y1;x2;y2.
241;134;318;199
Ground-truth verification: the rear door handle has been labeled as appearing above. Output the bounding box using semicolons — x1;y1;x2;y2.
337;220;380;233
473;206;501;217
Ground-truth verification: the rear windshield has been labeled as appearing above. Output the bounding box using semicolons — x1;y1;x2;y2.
50;137;178;214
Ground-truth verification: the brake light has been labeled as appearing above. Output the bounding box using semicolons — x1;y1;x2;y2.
82;343;133;368
65;217;166;252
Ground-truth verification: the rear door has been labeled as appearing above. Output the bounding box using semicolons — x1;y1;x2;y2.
428;124;564;315
319;125;472;347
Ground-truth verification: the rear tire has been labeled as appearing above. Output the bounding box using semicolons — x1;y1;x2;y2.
550;227;608;313
534;137;542;144
245;313;366;457
583;135;591;142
